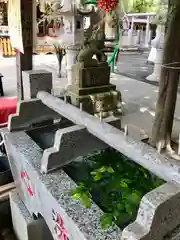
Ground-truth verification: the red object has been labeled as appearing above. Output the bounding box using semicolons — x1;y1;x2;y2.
57;216;68;240
52;209;69;240
0;97;17;127
20;171;33;197
98;0;118;12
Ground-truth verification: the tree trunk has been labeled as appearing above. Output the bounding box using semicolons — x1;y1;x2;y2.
150;0;180;147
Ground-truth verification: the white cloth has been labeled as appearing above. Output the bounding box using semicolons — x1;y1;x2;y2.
148;47;156;63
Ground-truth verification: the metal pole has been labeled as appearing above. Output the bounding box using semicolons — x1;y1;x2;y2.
37;91;180;184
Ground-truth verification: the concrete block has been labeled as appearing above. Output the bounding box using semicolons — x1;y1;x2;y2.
10;190;53;240
8;99;60;131
22;70;52;100
121;183;180;240
40;116;121;173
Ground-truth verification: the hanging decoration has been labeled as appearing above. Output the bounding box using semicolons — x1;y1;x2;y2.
97;0;119;12
8;0;24;53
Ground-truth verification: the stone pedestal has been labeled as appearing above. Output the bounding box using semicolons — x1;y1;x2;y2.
146;48;163;82
22;70;52;100
66;46;81;87
67;60;121;117
148;24;165;63
136;30;141;45
68;85;121;116
128;29;133;46
147;24;165;81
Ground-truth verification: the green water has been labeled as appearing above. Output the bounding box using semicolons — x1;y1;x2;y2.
64;148;164;229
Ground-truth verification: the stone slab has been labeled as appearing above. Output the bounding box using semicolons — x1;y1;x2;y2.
27;119;74;150
67;84;116;96
72;65;111;88
3;129;121;240
10;190;32;240
121;183;180;240
8;99;61;131
40;116;121;172
69;90;121;117
22;69;52;100
41;125;108;172
165;224;180;239
6;126;180;240
10;190;53;240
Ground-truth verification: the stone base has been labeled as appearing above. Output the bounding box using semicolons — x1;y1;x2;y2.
71;64;111;88
67;84;116;96
68;89;122;118
146;48;163;82
10;190;53;240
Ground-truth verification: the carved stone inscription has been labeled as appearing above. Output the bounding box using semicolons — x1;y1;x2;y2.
72;66;110;88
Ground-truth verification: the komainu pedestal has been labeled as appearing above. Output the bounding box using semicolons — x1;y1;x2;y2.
67;47;121;117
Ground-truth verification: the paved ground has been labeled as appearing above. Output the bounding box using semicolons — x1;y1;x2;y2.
115;52;155;85
1;54;180;142
1;52;155;97
0;55;61;97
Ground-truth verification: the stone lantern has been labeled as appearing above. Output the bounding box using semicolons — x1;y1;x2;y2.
53;0;94;88
53;0;83;87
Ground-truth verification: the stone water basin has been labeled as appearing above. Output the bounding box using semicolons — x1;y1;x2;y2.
26;120;74;150
25;124;178;240
63;148;164;230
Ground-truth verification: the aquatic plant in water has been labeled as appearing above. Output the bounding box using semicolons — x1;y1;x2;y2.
70;148;164;229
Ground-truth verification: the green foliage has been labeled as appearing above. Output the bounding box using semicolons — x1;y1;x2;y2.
151;6;168;25
70;148;164;229
127;0;158;12
100;213;115;229
71;183;91;208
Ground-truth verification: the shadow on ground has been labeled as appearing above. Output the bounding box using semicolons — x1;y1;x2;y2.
115;53;157;85
115;52;180;93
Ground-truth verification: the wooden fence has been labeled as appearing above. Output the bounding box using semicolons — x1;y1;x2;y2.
0;36;57;57
0;37;16;57
0;37;55;56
